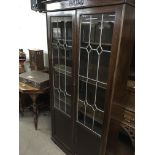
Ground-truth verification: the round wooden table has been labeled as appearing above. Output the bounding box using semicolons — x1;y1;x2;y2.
19;82;49;130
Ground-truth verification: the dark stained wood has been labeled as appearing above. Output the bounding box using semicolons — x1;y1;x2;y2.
102;4;135;155
112;5;135;105
75;123;101;155
45;1;135;155
45;0;134;12
53;109;72;154
71;9;78;155
99;4;125;155
125;0;135;6
75;5;128;155
105;120;134;155
47;10;76;155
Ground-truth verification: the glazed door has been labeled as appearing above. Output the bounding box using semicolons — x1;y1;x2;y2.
75;6;123;155
47;10;76;154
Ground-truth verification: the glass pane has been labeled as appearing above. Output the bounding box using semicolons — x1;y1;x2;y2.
66;76;72;95
66;94;71;115
90;15;102;44
51;22;58;43
58;20;65;41
88;50;98;80
77;13;115;135
93;110;104;134
66;47;72;68
79;81;86;101
79;49;88;76
60;100;65;112
85;105;94;129
60;73;65;91
81;15;90;44
51;16;72;116
59;48;65;66
87;83;96;106
54;97;59;109
52;46;58;66
98;51;111;83
54;89;59;108
96;87;106;111
66;21;72;41
78;100;85;124
53;71;59;89
101;14;115;44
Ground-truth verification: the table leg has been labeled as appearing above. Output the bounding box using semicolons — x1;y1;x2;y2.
19;92;24;116
30;94;39;130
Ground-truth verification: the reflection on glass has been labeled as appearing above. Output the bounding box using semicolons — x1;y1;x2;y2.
93;110;104;135
66;95;71;115
52;46;58;66
85;105;94;129
79;81;86;101
78;13;115;135
96;87;106;111
78;100;85;124
54;71;59;89
98;51;111;83
87;83;96;105
79;49;88;77
60;74;65;91
51;16;72;116
88;50;98;80
54;89;59;108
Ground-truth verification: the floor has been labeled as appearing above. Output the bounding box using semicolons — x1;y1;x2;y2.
19;111;66;155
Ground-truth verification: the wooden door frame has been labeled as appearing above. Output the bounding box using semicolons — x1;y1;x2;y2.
46;10;77;155
75;5;124;155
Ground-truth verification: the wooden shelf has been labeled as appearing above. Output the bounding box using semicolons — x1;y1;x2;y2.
53;64;72;76
79;75;107;89
81;41;112;47
53;64;107;89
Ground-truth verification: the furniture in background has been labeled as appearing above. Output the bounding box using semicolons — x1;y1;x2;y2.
31;0;135;155
19;82;49;129
19;49;26;74
19;70;50;129
29;49;44;71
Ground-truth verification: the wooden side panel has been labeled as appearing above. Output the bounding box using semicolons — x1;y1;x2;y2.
75;5;124;155
104;4;135;155
105;120;134;155
113;4;135;105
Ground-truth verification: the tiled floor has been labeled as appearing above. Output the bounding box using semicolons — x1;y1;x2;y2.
19;111;66;155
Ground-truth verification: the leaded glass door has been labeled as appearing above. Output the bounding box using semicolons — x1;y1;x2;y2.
75;7;119;155
47;10;75;154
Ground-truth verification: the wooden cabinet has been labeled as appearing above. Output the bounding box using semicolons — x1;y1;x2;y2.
47;10;76;154
45;1;135;155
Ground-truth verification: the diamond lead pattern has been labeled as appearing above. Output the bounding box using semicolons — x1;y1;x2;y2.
97;46;103;54
78;13;116;135
86;45;92;52
51;16;72;116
